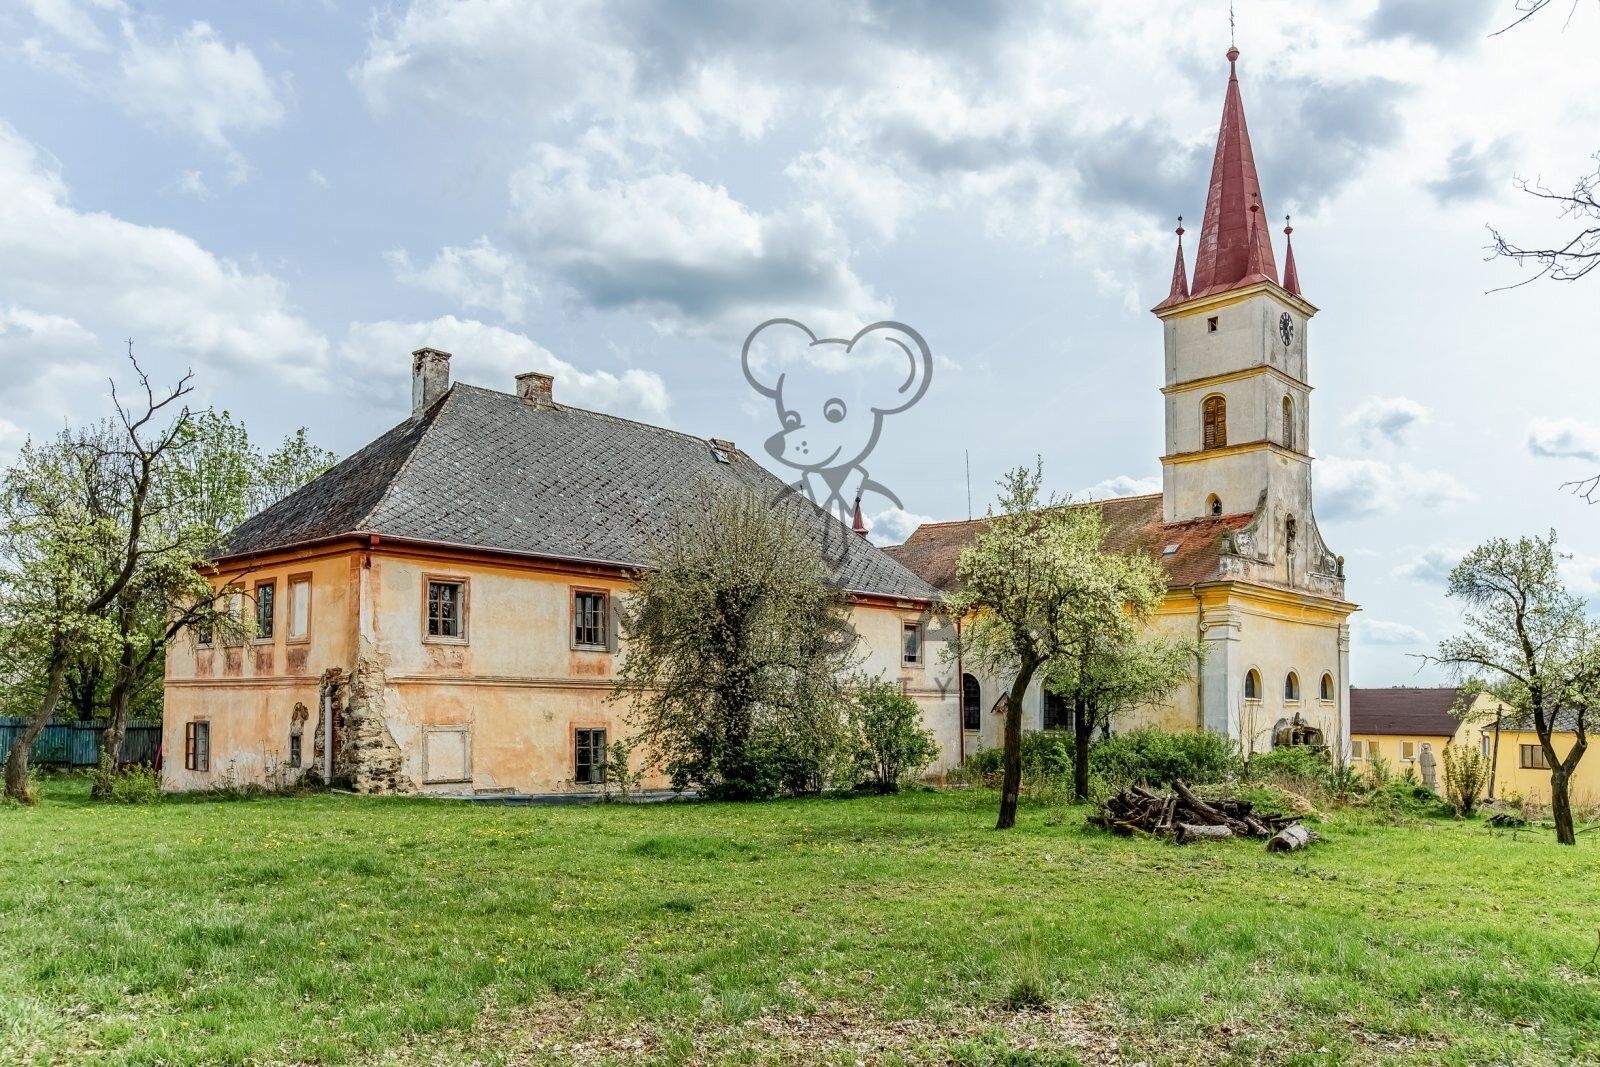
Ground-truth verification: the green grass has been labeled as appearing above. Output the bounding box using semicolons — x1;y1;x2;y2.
2;777;1597;1066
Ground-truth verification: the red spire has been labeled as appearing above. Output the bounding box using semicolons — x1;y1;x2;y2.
851;494;869;539
1154;218;1190;310
1189;47;1278;299
1282;216;1302;297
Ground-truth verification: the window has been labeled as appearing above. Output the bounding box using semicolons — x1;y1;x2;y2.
184;721;210;772
254;581;275;641
195;607;214;646
422;725;471;783
903;622;923;666
1206;494;1223;517
287;576;311;641
962;673;981;732
575;728;607;784
1350;740;1365;760
1368;740;1381;759
1244;669;1261;701
1282;396;1296;450
1481;734;1491;758
289;732;302;769
573;590;609;650
1042;690;1072;732
1284;672;1300;702
1401;741;1416;761
1320;673;1334;701
1520;744;1550;770
1207;315;1219;333
426;579;467;640
1202;395;1227;450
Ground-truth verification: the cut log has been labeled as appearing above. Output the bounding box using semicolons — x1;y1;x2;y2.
1171;780;1231;827
1267;824;1313;852
1175;822;1233;844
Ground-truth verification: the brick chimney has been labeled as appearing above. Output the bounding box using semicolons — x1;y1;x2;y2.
516;371;554;408
411;347;452;413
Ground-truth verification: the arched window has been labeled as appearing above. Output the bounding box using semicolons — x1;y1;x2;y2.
1206;494;1223;517
1320;673;1335;701
1282;396;1295;450
1285;672;1301;702
962;673;981;732
1244;669;1261;701
1202;395;1227;450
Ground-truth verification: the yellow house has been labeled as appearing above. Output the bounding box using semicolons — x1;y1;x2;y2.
1350;687;1599;808
885;47;1356;756
163;351;956;795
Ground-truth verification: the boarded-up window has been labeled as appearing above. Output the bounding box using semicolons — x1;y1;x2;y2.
575;728;607;784
426;580;466;640
184;721;210;772
423;726;471;783
1520;744;1550;770
1282;396;1295;450
288;577;311;640
1202;395;1227;450
573;590;608;649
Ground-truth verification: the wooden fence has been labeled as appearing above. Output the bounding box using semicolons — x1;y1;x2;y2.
0;718;162;767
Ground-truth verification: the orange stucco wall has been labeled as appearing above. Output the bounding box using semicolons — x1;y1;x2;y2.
164;541;958;794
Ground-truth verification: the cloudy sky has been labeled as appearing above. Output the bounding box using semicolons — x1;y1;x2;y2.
2;0;1597;685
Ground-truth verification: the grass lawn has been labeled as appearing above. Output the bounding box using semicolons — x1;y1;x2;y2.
2;777;1597;1066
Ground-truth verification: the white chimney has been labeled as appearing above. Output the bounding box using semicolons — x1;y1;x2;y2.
516;371;554;407
411;347;452;413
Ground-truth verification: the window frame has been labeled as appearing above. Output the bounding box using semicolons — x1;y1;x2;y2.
1284;671;1301;704
573;726;608;785
288;732;302;769
961;673;982;732
1350;739;1365;760
1041;689;1072;732
902;621;924;668
1520;744;1550;770
422;574;470;644
1319;672;1335;702
571;587;611;652
1202;394;1228;451
253;580;276;643
1243;668;1261;702
1282;395;1296;450
1401;740;1416;762
184;720;211;772
285;572;313;644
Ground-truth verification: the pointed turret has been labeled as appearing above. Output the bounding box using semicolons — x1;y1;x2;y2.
1189;47;1278;300
851;494;869;539
1282;216;1302;297
1153;218;1191;311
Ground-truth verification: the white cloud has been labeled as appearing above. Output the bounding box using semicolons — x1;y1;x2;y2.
507;152;885;336
1392;545;1465;584
308;168;329;188
0;416;27;466
1342;395;1430;448
0;122;328;389
1527;417;1600;464
22;0;123;50
866;507;934;547
1355;618;1428;646
1315;457;1473;521
1077;474;1161;500
389;238;535;323
336;316;670;423
175;169;210;200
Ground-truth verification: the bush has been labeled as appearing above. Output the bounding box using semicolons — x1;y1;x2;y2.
850;679;939;793
104;764;163;804
1089;727;1241;788
1442;743;1490;817
958;732;1075;787
1248;744;1329;786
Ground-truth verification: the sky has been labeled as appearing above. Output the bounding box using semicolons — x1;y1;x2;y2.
1;0;1597;687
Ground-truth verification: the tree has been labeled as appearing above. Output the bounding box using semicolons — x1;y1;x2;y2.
1047;629;1199;803
946;462;1164;829
1428;532;1597;844
849;677;939;793
1;360;193;802
613;486;860;800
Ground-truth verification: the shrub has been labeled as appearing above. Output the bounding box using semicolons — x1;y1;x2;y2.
1089;727;1241;788
105;764;163;805
850;679;939;793
957;732;1075;790
1248;744;1329;787
1442;743;1490;817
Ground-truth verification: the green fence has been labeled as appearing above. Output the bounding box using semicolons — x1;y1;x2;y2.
0;718;162;767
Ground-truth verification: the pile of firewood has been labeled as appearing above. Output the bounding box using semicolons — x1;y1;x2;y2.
1090;780;1314;852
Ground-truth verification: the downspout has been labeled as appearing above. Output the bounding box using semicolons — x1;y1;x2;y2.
956;616;965;765
1191;584;1204;731
322;685;333;782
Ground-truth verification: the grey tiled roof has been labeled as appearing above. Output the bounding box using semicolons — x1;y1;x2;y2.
220;384;938;602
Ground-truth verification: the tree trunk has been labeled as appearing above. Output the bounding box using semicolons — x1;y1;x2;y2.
995;663;1036;831
1550;766;1575;846
4;654;69;802
92;656;136;800
1267;824;1313;852
1072;697;1092;802
1176;822;1232;843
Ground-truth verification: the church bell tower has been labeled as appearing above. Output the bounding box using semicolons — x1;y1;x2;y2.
1152;46;1341;596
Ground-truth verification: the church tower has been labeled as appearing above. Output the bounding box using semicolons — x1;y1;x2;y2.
1152;46;1342;598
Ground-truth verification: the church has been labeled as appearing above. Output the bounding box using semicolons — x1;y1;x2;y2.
885;46;1357;759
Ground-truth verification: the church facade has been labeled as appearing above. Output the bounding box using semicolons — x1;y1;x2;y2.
887;48;1357;759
